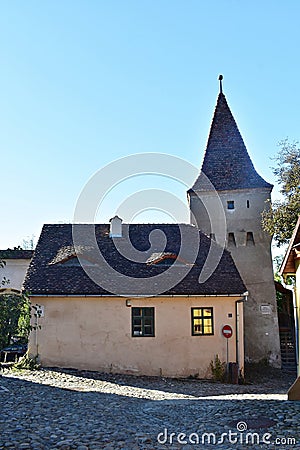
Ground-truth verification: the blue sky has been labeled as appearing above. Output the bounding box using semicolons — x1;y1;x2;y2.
1;1;299;249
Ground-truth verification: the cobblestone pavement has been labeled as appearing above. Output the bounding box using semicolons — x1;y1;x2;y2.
0;368;299;449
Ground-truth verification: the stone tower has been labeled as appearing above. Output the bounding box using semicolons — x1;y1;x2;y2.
188;79;281;367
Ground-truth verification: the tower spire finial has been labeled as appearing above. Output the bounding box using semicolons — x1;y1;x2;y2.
218;74;223;94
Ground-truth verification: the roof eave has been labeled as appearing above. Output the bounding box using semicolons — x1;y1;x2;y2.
279;215;300;276
28;292;247;298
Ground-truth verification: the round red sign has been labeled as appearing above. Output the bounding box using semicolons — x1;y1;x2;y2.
222;325;233;338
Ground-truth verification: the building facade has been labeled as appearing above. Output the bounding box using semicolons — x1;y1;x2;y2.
24;222;246;378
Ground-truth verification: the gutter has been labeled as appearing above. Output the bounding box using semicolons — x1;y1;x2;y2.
235;291;248;375
28;293;247;298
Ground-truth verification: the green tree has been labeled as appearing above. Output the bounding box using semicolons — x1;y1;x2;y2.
0;293;31;349
262;139;300;246
0;256;31;350
273;255;294;313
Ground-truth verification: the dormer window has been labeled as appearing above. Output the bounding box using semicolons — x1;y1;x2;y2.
227;201;235;210
153;257;176;266
49;245;96;266
146;252;191;266
59;256;96;266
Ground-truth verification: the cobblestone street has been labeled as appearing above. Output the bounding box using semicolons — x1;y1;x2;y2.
0;368;299;449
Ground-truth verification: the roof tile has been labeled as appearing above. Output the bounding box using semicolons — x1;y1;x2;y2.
191;93;273;192
24;223;246;296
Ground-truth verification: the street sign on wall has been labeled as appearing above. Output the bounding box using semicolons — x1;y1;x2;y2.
222;324;233;339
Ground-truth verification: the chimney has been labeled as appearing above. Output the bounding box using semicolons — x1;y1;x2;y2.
109;215;123;238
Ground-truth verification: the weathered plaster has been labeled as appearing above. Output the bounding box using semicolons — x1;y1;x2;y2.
189;188;281;367
29;295;244;378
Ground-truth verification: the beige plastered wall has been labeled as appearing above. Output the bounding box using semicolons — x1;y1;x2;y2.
29;295;244;378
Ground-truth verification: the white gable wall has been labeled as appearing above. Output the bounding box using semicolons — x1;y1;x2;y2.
1;259;31;291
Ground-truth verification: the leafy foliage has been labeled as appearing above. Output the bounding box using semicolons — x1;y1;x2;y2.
0;260;10;287
0;293;31;349
262;139;300;246
273;255;294;284
0;240;36;352
13;351;40;370
210;354;226;382
273;255;294;315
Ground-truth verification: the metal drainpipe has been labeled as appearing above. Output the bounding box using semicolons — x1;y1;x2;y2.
282;277;298;375
235;292;248;376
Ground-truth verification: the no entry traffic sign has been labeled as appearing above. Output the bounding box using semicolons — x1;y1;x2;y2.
222;325;233;338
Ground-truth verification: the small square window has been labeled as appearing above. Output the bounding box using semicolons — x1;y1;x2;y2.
191;307;214;336
132;307;155;337
227;201;235;210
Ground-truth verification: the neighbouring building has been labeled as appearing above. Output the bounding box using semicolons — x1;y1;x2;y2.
24;221;247;378
0;249;34;294
188;79;281;366
279;216;300;399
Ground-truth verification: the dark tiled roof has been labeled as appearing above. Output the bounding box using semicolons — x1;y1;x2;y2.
190;93;273;192
24;223;246;296
0;249;34;260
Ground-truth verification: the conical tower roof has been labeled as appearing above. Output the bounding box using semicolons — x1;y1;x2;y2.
191;85;273;192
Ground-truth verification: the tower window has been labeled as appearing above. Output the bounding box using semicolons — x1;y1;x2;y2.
228;232;236;247
227;201;235;210
247;200;250;208
246;232;255;246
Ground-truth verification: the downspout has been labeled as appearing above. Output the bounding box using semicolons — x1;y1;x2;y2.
235;292;248;376
282;277;298;374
